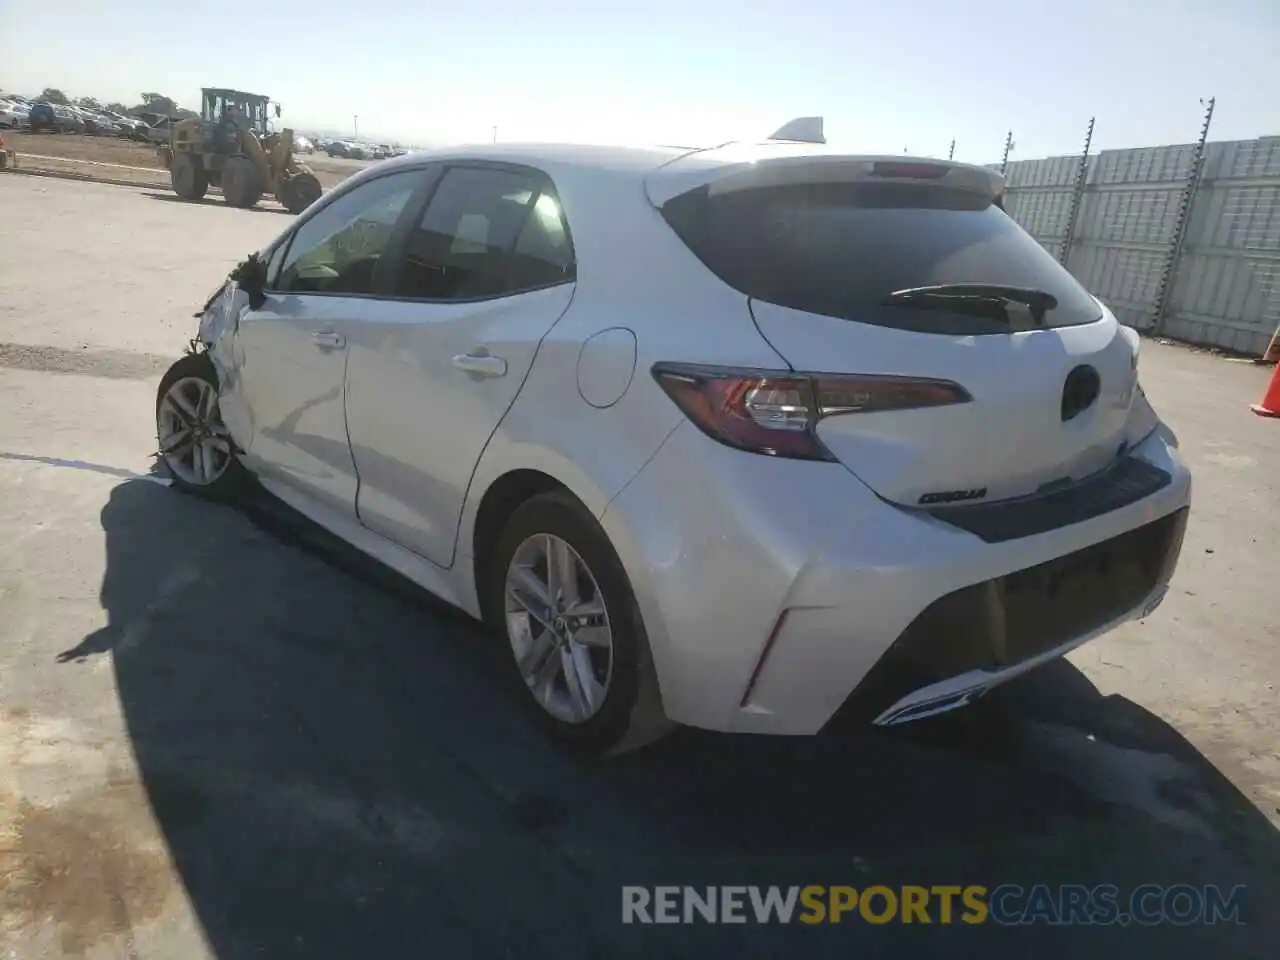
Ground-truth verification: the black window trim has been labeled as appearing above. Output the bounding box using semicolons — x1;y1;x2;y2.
262;162;443;300
375;159;578;306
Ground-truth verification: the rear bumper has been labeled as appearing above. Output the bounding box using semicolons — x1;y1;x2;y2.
827;504;1186;728
600;422;1190;735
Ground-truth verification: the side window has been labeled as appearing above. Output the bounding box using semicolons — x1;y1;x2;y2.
392;167;573;301
275;171;421;296
508;192;576;290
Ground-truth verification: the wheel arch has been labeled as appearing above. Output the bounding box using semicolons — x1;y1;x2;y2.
455;352;685;624
466;465;601;621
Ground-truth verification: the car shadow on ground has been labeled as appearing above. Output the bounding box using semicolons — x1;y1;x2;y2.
139;191;290;214
65;478;1279;959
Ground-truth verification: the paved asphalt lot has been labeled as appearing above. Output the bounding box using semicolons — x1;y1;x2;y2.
1;174;1278;959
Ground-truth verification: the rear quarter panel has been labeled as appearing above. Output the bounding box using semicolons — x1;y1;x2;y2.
456;160;793;634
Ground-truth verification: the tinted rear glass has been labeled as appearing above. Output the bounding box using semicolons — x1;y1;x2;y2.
661;181;1102;335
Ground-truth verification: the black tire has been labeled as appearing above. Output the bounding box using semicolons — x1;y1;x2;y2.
155;353;251;503
171;152;208;200
222;155;262;209
483;491;671;756
278;171;322;214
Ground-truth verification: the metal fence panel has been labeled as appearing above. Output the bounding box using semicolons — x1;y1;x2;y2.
1163;139;1280;354
1002;155;1079;257
1072;145;1192;331
1001;135;1280;355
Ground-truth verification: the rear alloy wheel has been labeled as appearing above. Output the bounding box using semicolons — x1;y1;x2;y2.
488;492;671;755
506;533;615;725
170;152;208;201
155;353;248;502
222;155;263;209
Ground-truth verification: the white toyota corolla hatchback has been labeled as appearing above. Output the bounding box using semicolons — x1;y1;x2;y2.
156;135;1191;754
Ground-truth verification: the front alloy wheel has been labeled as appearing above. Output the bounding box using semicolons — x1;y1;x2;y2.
504;533;614;724
158;376;232;486
155;353;248;501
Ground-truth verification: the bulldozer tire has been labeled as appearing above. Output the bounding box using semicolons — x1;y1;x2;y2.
279;172;323;215
222;156;263;209
170;153;207;201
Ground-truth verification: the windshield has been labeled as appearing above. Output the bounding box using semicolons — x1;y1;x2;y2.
662;180;1104;335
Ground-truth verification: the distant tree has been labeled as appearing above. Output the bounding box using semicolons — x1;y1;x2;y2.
39;87;70;105
137;93;178;117
75;96;101;110
104;102;131;115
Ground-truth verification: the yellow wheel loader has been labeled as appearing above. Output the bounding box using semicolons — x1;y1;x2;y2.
160;88;323;214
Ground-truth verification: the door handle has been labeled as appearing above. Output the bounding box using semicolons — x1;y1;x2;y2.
310;330;346;349
452;352;508;379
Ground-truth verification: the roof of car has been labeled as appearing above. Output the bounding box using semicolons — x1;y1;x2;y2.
375;139;977;179
380;141;697;176
335;140;1003;227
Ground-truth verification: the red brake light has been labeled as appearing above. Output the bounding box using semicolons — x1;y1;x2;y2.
652;363;971;460
870;161;950;180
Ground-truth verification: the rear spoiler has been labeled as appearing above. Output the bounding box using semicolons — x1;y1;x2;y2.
646;150;1008;207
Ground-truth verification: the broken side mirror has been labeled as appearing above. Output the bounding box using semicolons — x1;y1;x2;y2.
229;252;268;311
275;104;281;118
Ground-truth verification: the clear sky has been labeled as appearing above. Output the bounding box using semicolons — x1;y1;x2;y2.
3;0;1277;161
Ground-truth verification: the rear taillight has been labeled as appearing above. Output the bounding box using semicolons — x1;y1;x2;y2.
652;362;971;460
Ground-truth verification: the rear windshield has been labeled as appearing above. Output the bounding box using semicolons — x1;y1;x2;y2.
661;181;1103;335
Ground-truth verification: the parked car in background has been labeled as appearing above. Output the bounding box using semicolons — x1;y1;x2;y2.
145;117;174;144
27;102;59;133
79;110;119;136
109;112;150;140
293;135;315;153
53;106;84;133
325;140;372;160
0;101;29;129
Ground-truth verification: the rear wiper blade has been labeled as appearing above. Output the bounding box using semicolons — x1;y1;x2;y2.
882;283;1059;327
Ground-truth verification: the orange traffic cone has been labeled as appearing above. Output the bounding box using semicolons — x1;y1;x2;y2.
1251;361;1280;417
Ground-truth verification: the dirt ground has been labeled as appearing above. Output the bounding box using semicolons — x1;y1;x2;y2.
0;174;1277;959
5;132;168;168
4;132;365;191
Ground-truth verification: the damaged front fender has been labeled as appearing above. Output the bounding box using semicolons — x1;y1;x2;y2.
193;277;254;452
197;279;243;361
197;250;269;365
